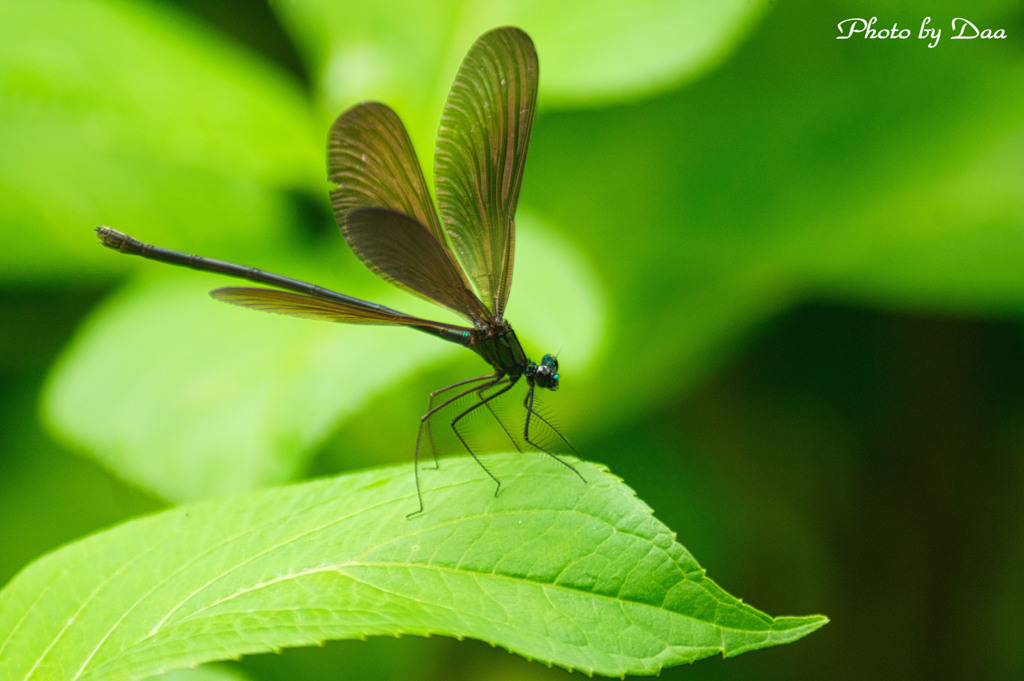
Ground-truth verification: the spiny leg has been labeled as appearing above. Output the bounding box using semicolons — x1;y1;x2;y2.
408;373;500;518
477;379;524;454
419;374;497;470
523;384;587;483
449;376;518;499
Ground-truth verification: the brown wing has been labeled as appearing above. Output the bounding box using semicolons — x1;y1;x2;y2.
328;102;447;248
339;208;493;325
211;286;469;332
434;27;538;320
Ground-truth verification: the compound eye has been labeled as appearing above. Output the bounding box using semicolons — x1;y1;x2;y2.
534;362;559;390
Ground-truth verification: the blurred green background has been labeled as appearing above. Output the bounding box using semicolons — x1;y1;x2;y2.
2;0;1023;679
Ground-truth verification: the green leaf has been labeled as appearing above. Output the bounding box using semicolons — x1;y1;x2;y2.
0;0;320;281
42;214;604;502
275;0;766;149
522;0;1024;433
41;273;457;501
148;665;251;681
0;456;826;680
505;0;771;105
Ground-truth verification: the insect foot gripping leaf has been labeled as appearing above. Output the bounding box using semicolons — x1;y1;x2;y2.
0;456;827;680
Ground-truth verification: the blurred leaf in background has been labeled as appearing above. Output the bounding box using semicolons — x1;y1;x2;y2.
29;0;764;502
0;0;322;280
2;0;1023;679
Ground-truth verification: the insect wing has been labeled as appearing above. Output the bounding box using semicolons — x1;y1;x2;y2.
329;102;448;249
340;208;493;325
211;286;468;332
434;27;538;320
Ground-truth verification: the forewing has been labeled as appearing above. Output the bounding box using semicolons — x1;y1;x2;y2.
211;287;468;332
341;208;493;325
328;102;446;244
434;27;538;320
